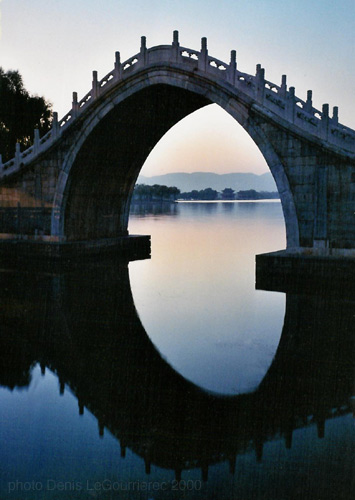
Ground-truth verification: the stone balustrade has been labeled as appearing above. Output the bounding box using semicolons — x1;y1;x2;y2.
1;30;354;178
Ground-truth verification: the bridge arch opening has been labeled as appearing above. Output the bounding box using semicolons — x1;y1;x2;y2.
127;101;286;394
59;80;297;246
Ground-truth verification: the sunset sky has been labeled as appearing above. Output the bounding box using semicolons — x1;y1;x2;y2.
1;0;354;176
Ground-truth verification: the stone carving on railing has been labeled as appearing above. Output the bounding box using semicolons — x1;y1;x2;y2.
1;30;354;178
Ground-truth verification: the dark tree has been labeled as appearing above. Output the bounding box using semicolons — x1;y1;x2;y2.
199;188;218;200
133;184;180;201
221;188;235;200
0;68;52;162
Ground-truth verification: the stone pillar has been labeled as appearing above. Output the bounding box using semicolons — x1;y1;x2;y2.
198;37;208;71
72;92;79;118
140;36;148;66
172;30;180;62
305;90;313;113
92;71;99;99
228;454;236;474
33;128;40;155
144;457;151;474
52;112;59;139
114;51;122;79
286;87;296;122
255;64;265;103
280;74;287;98
174;468;182;481
332;106;338;124
15;142;21;169
321;104;329;140
228;50;237;85
98;421;104;437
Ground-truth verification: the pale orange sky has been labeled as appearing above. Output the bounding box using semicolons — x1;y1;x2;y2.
141;104;268;176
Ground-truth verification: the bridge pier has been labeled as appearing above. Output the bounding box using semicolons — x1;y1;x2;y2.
256;249;355;293
0;235;150;265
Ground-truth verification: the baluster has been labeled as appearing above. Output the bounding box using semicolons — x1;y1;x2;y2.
15;142;21;169
198;37;208;71
305;90;313;113
332;106;338;124
228;50;237;85
140;36;148;66
52;112;59;138
114;51;122;79
280;74;287;98
72;92;79;118
33;128;40;154
92;71;99;99
172;30;180;62
287;86;296;122
255;64;265;103
321;104;329;139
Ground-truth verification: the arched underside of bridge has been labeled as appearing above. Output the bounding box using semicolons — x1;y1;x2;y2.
62;85;210;240
57;77;299;246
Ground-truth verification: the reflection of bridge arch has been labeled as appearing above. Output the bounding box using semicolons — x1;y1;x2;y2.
0;260;353;480
1;32;355;252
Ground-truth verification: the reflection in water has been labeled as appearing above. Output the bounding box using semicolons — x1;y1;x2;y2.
0;259;354;499
0;202;354;500
129;201;286;394
130;201;179;217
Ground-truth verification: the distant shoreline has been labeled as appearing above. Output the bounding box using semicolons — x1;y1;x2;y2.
176;199;280;203
131;198;281;204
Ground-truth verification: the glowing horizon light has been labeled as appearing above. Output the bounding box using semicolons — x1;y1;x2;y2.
141;104;269;177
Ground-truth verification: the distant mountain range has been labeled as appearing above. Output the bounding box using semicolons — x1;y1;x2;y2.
137;172;277;193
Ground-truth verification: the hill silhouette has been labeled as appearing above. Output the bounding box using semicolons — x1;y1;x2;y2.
137;171;276;192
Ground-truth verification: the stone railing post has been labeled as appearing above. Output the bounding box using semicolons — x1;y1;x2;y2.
172;30;180;63
227;50;237;85
332;106;338;124
140;36;148;66
72;92;79;118
280;75;287;98
255;64;265;103
15;142;21;169
286;87;296;122
321;104;329;139
92;71;99;99
33;128;40;154
114;51;122;79
305;90;313;113
198;37;208;72
52;112;59;138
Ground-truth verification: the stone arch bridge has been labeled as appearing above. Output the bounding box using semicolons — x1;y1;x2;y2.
0;32;354;258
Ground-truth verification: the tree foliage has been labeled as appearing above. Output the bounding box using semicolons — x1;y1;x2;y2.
0;68;52;162
133;184;180;201
221;188;235;200
179;188;218;200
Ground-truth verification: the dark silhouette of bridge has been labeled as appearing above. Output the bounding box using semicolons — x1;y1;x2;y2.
0;32;354;261
1;259;354;482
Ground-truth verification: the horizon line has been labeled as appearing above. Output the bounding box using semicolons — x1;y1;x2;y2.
139;170;271;177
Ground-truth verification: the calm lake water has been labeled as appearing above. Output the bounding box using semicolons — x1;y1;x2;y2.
0;201;354;500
